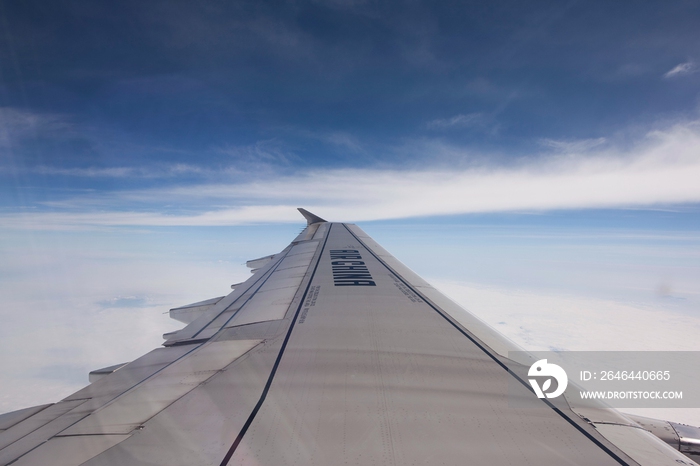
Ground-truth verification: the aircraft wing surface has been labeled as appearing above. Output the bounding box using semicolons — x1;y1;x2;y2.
0;211;695;465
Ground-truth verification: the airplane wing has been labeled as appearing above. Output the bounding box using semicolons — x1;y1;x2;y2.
0;209;698;465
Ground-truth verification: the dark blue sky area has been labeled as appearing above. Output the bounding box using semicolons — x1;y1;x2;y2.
1;0;699;178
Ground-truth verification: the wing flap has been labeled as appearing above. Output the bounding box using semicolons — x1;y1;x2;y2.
0;400;88;464
79;336;284;465
0;405;51;432
168;241;321;340
10;435;127;466
246;254;276;270
170;296;225;324
64;346;194;402
61;339;262;436
163;251;288;344
163;233;320;346
88;363;128;383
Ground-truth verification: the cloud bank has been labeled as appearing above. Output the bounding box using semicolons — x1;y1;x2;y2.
3;120;700;229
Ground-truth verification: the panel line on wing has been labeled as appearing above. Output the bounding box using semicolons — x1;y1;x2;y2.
340;223;633;466
218;223;333;466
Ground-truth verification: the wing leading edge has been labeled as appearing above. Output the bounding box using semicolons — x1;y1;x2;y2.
0;210;695;465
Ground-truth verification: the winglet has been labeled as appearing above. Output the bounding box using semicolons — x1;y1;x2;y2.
297;208;327;225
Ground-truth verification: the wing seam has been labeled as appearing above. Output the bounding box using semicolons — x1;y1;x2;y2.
218;223;333;466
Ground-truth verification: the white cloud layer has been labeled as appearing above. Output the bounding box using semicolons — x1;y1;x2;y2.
0;242;249;413
4;119;700;228
433;280;700;352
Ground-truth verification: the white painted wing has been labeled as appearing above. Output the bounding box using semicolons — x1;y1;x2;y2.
0;214;695;466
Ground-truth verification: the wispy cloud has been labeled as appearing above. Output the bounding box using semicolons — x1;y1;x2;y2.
2;163;213;179
664;61;696;78
311;131;365;152
216;139;298;165
4;120;700;229
1;206;302;230
426;112;500;136
539;137;607;153
0;107;73;147
33;166;136;178
427;113;487;129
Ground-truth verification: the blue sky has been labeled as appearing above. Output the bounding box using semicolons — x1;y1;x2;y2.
2;0;700;212
1;0;700;424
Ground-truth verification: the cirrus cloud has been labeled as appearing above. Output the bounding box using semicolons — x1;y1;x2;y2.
664;61;696;78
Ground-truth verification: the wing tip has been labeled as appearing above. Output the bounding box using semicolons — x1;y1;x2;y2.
297;208;327;225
